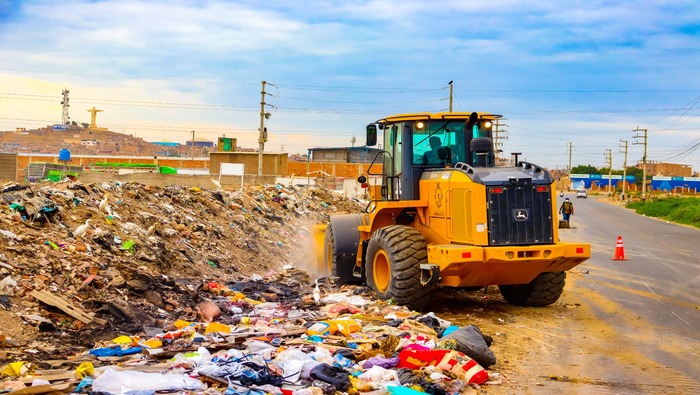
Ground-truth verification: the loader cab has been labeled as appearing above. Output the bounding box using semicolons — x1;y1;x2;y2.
365;112;500;201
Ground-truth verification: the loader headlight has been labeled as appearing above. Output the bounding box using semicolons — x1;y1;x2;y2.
416;121;425;130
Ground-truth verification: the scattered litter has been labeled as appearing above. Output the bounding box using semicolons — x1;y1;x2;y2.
0;181;502;395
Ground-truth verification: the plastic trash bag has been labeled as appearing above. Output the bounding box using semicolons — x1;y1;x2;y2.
0;276;18;295
439;325;496;368
362;356;399;369
309;363;351;391
92;368;205;394
358;365;401;388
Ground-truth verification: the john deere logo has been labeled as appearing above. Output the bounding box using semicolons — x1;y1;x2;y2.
513;209;529;221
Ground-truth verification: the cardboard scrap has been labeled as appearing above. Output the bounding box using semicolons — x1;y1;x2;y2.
19;373;73;385
6;383;71;395
29;290;106;325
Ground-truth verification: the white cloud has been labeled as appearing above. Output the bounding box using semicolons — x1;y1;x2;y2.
0;0;698;171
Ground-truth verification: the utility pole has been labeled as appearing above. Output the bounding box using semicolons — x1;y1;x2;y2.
633;127;648;199
190;130;195;160
493;120;508;163
61;89;70;126
567;142;573;191
448;81;453;112
258;81;268;178
619;139;629;199
605;148;613;194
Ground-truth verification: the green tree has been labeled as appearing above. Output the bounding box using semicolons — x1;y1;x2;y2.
624;166;645;187
571;164;598;174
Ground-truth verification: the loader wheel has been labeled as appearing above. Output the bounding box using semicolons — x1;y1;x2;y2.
324;222;359;284
498;272;566;306
366;225;432;309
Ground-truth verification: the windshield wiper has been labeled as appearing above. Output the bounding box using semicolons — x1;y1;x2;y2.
415;121;450;147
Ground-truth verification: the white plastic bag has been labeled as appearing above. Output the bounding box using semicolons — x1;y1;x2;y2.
358;366;401;388
0;276;17;295
92;368;204;394
274;348;313;383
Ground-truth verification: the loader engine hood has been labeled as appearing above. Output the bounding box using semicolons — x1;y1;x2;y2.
461;162;555;246
464;162;554;186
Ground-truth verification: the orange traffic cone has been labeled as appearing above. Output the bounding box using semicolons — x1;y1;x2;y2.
613;236;627;260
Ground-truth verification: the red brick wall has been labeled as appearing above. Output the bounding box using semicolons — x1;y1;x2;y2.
15;154;382;182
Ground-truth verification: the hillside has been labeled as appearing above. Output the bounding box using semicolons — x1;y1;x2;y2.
0;126;196;157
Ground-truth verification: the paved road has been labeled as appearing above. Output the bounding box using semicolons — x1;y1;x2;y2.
431;193;699;394
567;194;699;326
545;193;700;394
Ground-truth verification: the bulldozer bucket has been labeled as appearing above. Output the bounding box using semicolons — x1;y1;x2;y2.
312;224;328;276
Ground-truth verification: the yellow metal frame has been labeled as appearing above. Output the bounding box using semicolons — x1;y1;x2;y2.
313;112;590;287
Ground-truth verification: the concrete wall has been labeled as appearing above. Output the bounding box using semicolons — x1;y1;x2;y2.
16;154;209;181
287;162;382;178
13;154;382;187
79;172;277;188
639;162;693;177
210;152;287;176
0;153;17;182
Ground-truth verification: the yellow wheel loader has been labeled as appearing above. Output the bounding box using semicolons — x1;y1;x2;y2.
315;112;590;309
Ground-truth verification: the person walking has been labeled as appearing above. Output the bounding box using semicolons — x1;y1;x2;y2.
559;197;574;222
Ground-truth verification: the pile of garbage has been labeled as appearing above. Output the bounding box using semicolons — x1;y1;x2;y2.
0;180;502;394
0;180;362;346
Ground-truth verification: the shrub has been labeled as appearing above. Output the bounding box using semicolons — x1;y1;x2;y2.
627;197;700;229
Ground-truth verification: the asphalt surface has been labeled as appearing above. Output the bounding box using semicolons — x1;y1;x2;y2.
430;193;700;394
524;194;699;394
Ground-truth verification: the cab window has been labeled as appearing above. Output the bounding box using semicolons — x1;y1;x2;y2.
412;121;465;165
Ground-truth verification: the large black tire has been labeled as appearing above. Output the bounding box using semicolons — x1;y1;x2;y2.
324;222;359;284
498;272;566;306
365;225;432;309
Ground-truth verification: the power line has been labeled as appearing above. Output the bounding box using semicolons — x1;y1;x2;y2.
5;69;700;94
656;137;700;162
0;92;257;111
251;83;446;93
275;95;444;104
0;68;258;85
6;93;698;117
648;95;700;132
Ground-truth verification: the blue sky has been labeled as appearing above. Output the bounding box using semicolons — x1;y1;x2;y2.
1;0;698;173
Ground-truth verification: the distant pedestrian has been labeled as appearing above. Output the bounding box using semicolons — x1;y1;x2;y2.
559;198;574;222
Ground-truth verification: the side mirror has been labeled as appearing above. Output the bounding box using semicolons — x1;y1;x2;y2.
366;124;377;146
466;112;479;138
